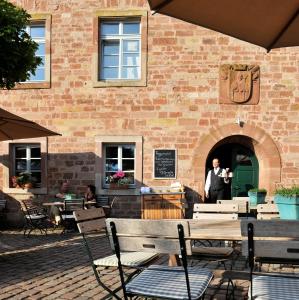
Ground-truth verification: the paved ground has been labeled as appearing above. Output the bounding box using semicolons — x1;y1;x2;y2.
0;229;297;300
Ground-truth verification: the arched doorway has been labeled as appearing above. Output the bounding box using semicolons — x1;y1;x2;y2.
206;142;259;199
193;123;281;198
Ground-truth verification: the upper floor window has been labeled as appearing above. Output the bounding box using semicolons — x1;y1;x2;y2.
13;144;41;188
104;144;135;187
100;20;141;81
26;22;46;82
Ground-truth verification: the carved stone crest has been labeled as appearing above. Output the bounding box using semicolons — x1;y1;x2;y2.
219;64;260;104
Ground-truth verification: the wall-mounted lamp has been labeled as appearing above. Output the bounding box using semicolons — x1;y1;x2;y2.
236;116;244;127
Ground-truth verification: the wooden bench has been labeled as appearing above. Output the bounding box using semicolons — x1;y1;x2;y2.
241;220;299;299
256;203;279;220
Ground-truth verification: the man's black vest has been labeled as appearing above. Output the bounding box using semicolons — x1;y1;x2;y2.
210;168;225;191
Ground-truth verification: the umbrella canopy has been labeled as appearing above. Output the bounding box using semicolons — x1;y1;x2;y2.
148;0;299;51
0;108;60;141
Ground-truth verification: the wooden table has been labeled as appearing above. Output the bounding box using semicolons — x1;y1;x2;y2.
43;201;64;207
168;219;242;266
43;200;96;207
189;219;241;241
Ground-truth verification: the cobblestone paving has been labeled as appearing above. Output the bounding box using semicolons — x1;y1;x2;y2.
0;229;298;300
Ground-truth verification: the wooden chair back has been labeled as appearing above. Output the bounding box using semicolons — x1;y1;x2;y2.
107;218;191;255
218;199;249;214
96;195;109;207
22;199;45;215
241;220;299;259
193;203;238;220
232;197;249;202
256;204;279;220
64;199;85;212
74;207;106;234
0;199;7;211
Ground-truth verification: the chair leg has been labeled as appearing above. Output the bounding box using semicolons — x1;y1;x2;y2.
93;266;123;300
226;278;235;300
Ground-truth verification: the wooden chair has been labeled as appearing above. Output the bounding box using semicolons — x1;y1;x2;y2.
0;199;6;211
59;199;85;234
107;218;213;300
22;199;49;237
192;203;239;269
241;220;299;299
218;199;249;215
74;208;158;300
256;203;279;220
0;199;7;228
193;203;239;220
96;195;116;217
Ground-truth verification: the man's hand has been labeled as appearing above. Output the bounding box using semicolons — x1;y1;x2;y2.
205;191;209;198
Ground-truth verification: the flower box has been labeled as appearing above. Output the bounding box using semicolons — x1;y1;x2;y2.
274;187;299;220
109;183;129;190
248;188;267;207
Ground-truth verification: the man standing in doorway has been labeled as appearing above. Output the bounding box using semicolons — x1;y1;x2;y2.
205;158;229;203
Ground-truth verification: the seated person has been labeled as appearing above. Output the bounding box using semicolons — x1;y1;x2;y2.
84;184;96;208
51;180;71;225
55;180;70;199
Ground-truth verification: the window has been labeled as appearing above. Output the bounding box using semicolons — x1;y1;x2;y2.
13;144;41;187
104;144;135;186
93;10;147;87
15;14;51;89
100;20;141;80
26;22;46;81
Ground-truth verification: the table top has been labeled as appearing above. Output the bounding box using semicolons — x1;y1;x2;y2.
189;219;241;241
43;200;96;206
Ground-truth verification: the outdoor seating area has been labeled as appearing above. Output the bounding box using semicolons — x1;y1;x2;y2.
1;214;299;299
1;1;299;300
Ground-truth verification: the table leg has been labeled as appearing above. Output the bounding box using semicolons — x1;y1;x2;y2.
168;254;181;266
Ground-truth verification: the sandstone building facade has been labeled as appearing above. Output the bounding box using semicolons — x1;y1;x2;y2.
1;0;299;225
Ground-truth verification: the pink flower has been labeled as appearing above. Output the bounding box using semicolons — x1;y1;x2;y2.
115;170;125;178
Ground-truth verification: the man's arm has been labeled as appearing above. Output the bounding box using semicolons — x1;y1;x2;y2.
205;170;211;197
222;168;229;184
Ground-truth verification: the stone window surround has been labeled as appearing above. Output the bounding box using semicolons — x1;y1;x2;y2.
92;9;147;88
14;14;51;90
95;136;143;194
2;137;48;194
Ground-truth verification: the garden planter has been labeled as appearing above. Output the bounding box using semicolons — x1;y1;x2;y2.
248;191;266;207
274;195;299;220
109;183;129;190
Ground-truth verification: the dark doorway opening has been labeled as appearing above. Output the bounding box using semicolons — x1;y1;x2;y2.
206;142;259;200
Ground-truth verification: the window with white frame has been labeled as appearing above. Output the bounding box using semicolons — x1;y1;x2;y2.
104;144;135;186
100;20;141;80
26;22;46;81
13;144;41;187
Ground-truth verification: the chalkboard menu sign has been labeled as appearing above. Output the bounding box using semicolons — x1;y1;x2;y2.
153;149;177;179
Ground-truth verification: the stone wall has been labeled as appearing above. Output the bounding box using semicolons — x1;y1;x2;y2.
1;0;299;225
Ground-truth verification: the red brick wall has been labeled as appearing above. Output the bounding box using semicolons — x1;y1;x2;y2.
1;0;299;224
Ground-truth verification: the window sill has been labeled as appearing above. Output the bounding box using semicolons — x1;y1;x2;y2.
13;82;51;89
93;79;146;88
3;187;48;195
